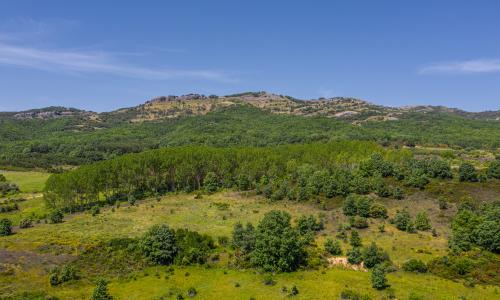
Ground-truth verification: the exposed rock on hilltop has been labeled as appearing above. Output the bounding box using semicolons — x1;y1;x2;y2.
11;106;97;120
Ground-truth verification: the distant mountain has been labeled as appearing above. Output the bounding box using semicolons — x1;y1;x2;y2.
4;92;499;123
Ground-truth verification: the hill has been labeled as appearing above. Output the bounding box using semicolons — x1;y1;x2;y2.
0;92;499;169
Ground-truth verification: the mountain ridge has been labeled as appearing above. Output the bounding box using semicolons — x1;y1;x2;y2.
2;91;499;122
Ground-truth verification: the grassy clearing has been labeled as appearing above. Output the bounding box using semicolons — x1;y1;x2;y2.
0;170;50;193
2;191;499;299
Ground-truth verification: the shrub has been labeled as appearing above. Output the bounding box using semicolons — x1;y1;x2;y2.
90;206;100;216
90;278;113;300
458;163;478;182
362;242;390;268
372;175;391;197
340;289;372;300
289;285;299;296
232;222;255;256
0;218;12;236
405;169;429;189
324;238;342;255
350;230;362;247
19;218;33;229
127;194;136;206
392;209;412;232
141;224;177;265
350;216;369;229
393;187;405;200
50;265;79;286
369;203;388;219
415;212;431;231
175;228;215;265
371;265;389;290
347;247;363;265
487;159;500;179
187;287;197;297
402;259;428;273
48;209;64;224
296;215;324;234
342;195;358;216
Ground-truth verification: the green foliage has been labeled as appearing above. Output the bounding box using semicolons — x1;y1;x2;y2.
141;224;177;265
204;172;219;193
0;218;13;236
296;215;324;234
487;159;500;179
369;203;388;219
232;222;255;256
371;265;389;290
342;194;373;218
251;210;306;272
405;168;429;189
346;247;363;265
49;265;79;286
393;187;405;200
458;162;478;182
324;238;342;255
450;202;500;253
48;209;64;224
339;289;372;300
44;141;399;212
350;216;369;229
350;230;362;247
90;278;113;300
402;259;428;273
174;228;215;265
362;242;390;268
415;211;432;231
19;217;33;228
392;209;413;232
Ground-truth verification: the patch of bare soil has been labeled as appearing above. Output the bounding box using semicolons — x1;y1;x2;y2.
327;256;367;272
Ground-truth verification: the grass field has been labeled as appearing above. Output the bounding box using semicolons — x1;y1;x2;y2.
0;170;50;193
1;189;499;299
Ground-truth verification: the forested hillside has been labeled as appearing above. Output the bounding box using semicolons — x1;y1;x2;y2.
1;95;499;169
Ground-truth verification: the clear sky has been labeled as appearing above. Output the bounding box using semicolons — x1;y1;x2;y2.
0;1;499;112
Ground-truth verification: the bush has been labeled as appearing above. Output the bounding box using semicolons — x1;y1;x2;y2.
369;203;388;219
347;247;363;265
459;163;478;182
48;209;64;224
415;212;431;231
487;159;500;179
362;242;390;268
0;218;12;236
232;222;255;256
371;265;389;290
342;195;357;216
289;285;299;296
19;218;33;229
393;187;405;200
402;259;428;273
324;238;342;255
90;205;100;216
49;265;79;286
340;289;372;300
296;215;324;234
175;228;215;265
350;230;362;247
90;278;113;300
141;224;177;265
187;287;197;297
350;216;369;229
405;169;429;189
392;209;412;232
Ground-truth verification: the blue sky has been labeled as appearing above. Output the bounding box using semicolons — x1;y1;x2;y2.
0;1;499;112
